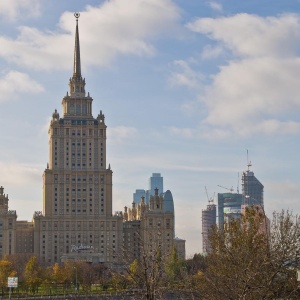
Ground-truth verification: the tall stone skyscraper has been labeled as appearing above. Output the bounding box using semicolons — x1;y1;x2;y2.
33;14;123;266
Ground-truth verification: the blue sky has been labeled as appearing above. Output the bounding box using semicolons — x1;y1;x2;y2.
0;0;300;257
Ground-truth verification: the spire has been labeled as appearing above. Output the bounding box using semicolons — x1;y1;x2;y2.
69;12;86;97
73;12;81;77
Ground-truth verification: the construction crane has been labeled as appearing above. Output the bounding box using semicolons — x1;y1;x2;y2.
247;149;252;171
217;185;234;193
205;186;215;204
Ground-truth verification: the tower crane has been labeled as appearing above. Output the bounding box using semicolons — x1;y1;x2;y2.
217;185;234;193
205;186;215;204
247;149;252;171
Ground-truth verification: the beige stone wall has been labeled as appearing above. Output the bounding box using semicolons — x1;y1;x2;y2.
0;187;17;259
123;192;175;262
16;221;34;255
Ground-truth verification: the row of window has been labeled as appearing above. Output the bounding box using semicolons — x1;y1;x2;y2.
42;221;118;230
53;128;105;137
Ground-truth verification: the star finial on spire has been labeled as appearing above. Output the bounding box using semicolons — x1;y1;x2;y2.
74;12;80;21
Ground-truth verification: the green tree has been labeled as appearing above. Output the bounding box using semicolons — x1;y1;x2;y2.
165;246;186;283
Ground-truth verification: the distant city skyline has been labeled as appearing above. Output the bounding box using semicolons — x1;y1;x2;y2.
0;1;300;257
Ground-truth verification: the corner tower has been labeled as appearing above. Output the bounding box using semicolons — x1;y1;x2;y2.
34;13;122;266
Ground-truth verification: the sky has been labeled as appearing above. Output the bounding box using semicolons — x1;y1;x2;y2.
0;0;300;258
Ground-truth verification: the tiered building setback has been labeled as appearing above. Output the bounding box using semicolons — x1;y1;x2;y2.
33;14;123;265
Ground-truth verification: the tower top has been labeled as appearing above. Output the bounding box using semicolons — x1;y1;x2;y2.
73;12;81;78
68;12;86;97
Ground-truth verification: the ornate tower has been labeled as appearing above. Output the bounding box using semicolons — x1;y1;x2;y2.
0;186;17;258
34;14;122;265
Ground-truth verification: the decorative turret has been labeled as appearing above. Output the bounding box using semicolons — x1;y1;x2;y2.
52;109;59;121
150;187;163;211
123;206;128;221
97;110;105;125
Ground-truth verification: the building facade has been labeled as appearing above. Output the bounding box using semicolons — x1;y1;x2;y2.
123;188;179;262
0;187;17;259
242;168;264;208
201;201;216;254
218;192;242;228
148;173;163;198
32;15;123;266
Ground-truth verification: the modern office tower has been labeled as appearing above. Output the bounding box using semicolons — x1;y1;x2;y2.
0;186;17;258
33;15;123;266
133;189;147;204
149;173;163;197
123;188;175;262
202;200;216;254
163;190;174;214
218;193;242;228
134;173;174;214
242;167;264;208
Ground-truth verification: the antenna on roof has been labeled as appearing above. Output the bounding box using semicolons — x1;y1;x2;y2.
237;172;240;194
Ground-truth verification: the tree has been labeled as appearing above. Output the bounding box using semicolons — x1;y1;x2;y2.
165;246;186;284
117;241;167;300
23;256;44;294
0;259;16;296
199;207;300;300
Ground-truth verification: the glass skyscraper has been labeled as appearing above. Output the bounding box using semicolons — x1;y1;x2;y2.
149;173;163;196
242;170;264;207
218;193;242;228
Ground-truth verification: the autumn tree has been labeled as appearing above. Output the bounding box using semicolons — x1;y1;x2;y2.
200;207;300;300
23;256;44;294
0;259;16;296
5;254;31;285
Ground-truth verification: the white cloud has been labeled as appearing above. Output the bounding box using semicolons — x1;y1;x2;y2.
201;44;224;59
0;0;40;21
168;60;204;89
0;161;41;187
203;57;300;135
182;13;300;138
109;126;139;144
208;1;223;12
0;0;181;70
0;70;44;103
187;13;300;58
